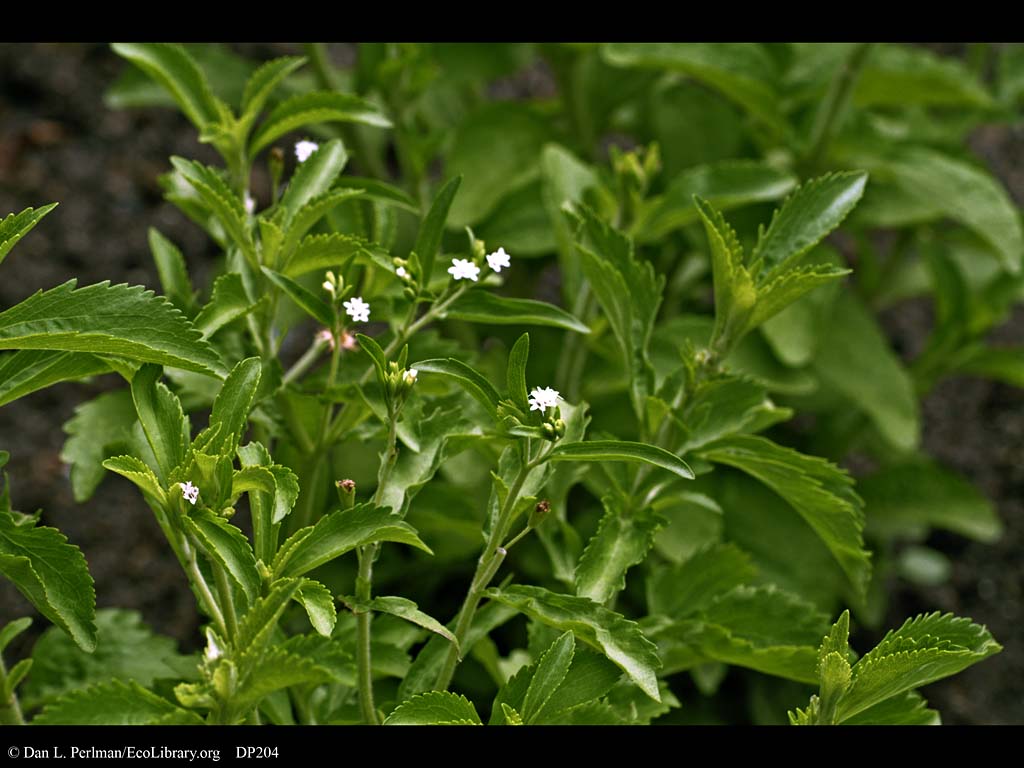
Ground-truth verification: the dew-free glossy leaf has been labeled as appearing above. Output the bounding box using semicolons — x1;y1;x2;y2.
169;158;253;259
522;631;575;723
193;357;261;456
130;364;189;481
111;43;220;129
416;176;461;282
261;267;333;326
0;351;110;409
61;390;137;502
282;232;372;278
855;44;993;109
445;291;590;334
194;273;259;338
384;691;482;725
506;333;530;414
278;139;349;225
250;92;391;156
181;510;260;603
548;440;694;481
0;203;58;266
410;358;502;417
240;56;307;122
33;679;191;725
575;498;665;604
646;543;756;618
485;584;662;701
296;579;337;637
364;596;458;650
0;280;224;376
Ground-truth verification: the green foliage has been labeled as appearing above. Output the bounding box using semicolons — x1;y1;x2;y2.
0;203;58;266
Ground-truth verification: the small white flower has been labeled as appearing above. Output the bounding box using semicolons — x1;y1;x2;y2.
180;481;199;505
244;193;256;215
295;140;319;163
396;266;408;279
322;280;335;295
447;258;481;282
528;386;562;412
403;368;418;386
486;247;511;273
343;296;371;323
204;629;222;662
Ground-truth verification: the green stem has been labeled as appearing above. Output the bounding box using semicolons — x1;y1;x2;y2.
0;653;25;725
212;563;239;642
803;43;874;172
283;337;328;385
434;446;539;692
181;538;228;640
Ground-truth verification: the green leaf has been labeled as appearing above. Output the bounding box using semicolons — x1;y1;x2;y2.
273;504;431;578
548;440;694;481
130;364;189;480
633;162;796;243
282;232;373;278
415;176;461;282
355;333;388;385
485;584;662;701
446;103;552;227
0;617;32;654
0;505;96;652
295;579;337;637
674;374;791;455
812;291;919;451
194;273;259;338
34;679;191;725
522;631;575;723
860;461;1001;543
575;497;665;604
181;510;260;603
21;609;196;710
148;228;195;314
278;139;349;225
233;646;334;711
193;357;261;456
751;171;868;271
411;358;502;417
280;189;365;259
261;267;333;326
840;691;940;726
364;596;458;650
102;456;166;506
602;43;789;139
169;157;253;258
646;543;756;618
505;333;530;414
0;351;110;408
236;578;302;658
445;291;589;334
0;280;224;376
0;203;58;266
951;345;1024;388
540;144;598;300
837;613;1002;721
385;692;482;725
855;44;993;109
61;390;137;502
110;43;220;129
250;92;391;156
239;56;307;123
697;434;871;601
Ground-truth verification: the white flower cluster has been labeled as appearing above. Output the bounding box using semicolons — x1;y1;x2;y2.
528;386;561;413
295;140;319;163
486;247;510;273
343;296;371;323
180;481;199;505
448;258;480;282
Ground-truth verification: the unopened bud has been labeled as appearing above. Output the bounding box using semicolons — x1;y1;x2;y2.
257;560;273;582
336;479;357;509
220;506;236;520
529;499;552;529
553;418;566;438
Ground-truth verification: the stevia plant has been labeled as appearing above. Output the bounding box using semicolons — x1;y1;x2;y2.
0;42;1016;725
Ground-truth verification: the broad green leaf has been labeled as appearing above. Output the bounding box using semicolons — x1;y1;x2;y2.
505;333;530;414
236;578;302;658
855;44;993;109
250;92;391;156
169;157;253;258
61;390;137;502
837;613;1002;721
649;81;744;178
951;345;1024;388
364;596;458;650
812;291;919;451
650;491;724;564
131;364;189;480
697;434;871;600
0;280;224;376
521;631;575;723
233;646;334;711
646;543;756;618
485;584;662;701
273;503;431;578
411;358;502;417
840;691;940;726
416;176;461;283
22;609;196;710
575;497;665;604
280;189;366;260
0;203;58;266
278;139;348;225
193;357;261;456
282;232;372;278
747;262;850;336
34;679;191;725
261;267;333;326
0;351;109;409
751;171;867;270
329;177;418;212
239;56;306;123
148;228;195;314
194;273;259;338
110;43;220;129
633;162;797;243
0;617;31;654
102;455;166;506
548;440;694;481
860;462;1001;543
674;374;791;454
295;579;337;637
181;510;260;603
447;103;552;227
602;43;788;139
445;291;589;334
474;182;556;257
385;692;482;725
0;505;96;652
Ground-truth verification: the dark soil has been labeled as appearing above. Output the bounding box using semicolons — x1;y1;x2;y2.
0;42;1020;724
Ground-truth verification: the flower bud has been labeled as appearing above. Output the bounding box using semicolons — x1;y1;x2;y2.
529;499;552;529
336;479;357;509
